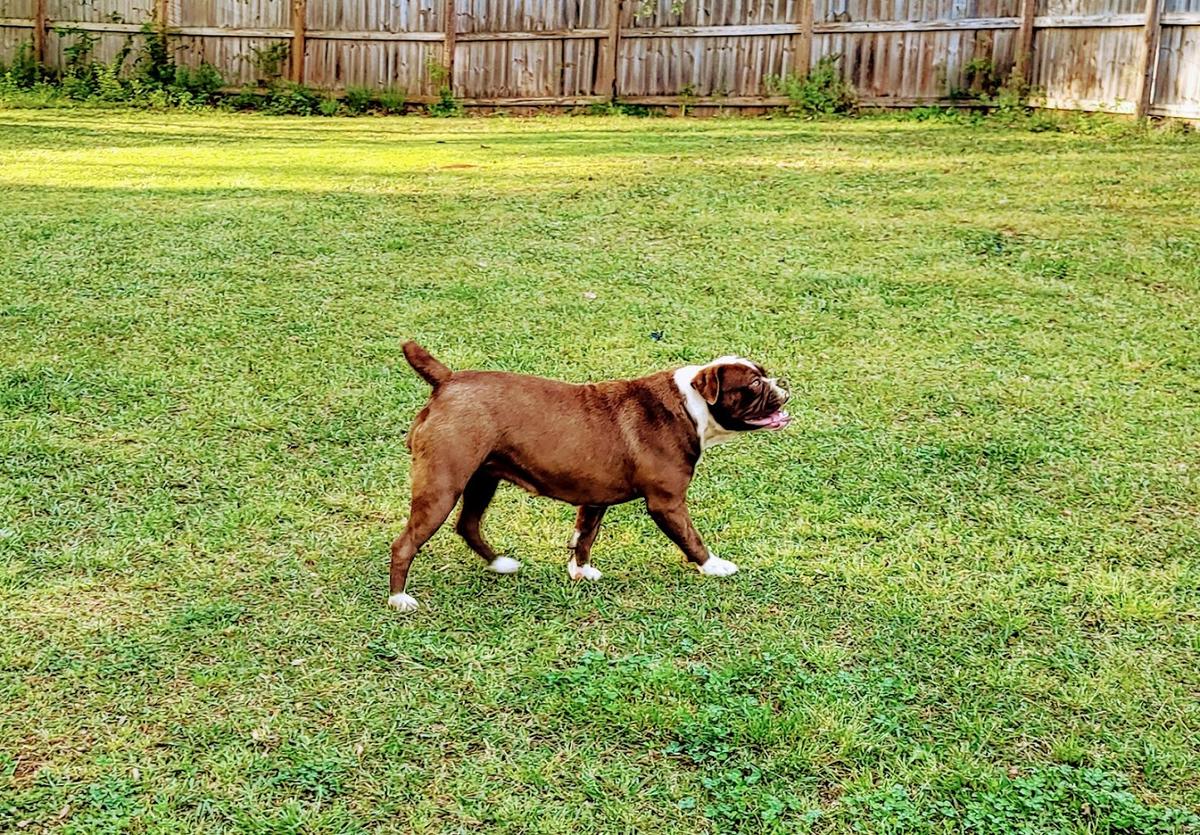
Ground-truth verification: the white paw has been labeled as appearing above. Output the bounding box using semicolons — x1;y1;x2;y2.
567;557;602;581
487;556;522;574
387;592;419;612
697;553;738;577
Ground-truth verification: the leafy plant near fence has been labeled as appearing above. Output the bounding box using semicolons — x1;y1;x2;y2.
2;40;44;87
942;58;1044;122
424;57;462;117
0;25;223;108
0;28;415;116
766;55;858;116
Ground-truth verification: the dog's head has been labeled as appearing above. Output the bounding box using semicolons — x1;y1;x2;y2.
691;357;791;432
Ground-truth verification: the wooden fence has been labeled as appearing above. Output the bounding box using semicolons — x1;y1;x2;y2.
1;0;1197;118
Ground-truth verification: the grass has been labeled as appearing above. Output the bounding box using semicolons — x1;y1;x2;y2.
0;108;1198;834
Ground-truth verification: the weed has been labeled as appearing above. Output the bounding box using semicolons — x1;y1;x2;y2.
318;95;342;116
172;62;224;102
767;55;857;116
606;100;657;116
376;87;408;114
250;41;291;85
343;85;373;115
137;22;175;88
223;85;264;111
0;40;44;87
59;27;98;79
842;767;1200;833
961;56;1004;101
679;82;697;117
263;81;324;116
425;58;461;117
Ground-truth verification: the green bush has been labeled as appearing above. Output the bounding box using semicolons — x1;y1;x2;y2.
263;82;324;115
317;95;341;116
0;22;419;118
767;55;857;116
173;63;223;101
425;58;461;117
343;85;373;114
376;88;407;115
0;40;44;87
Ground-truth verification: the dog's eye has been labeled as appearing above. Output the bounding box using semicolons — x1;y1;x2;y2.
751;379;762;390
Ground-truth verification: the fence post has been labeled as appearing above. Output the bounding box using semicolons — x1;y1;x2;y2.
596;0;622;99
291;0;307;83
794;0;813;78
32;0;46;65
442;0;457;93
1136;0;1164;118
1014;0;1036;84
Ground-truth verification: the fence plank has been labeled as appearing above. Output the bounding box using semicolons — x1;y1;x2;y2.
1015;0;1036;79
291;0;306;82
459;28;609;41
442;0;456;87
306;30;445;41
596;0;620;96
32;0;44;64
794;0;813;76
1033;13;1144;26
1137;0;1164;117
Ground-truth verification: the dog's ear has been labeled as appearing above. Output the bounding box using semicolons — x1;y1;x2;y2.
692;365;721;405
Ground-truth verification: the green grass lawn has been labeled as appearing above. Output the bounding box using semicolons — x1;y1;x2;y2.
1;109;1198;834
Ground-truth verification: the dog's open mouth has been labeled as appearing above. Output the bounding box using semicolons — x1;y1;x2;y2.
744;410;791;430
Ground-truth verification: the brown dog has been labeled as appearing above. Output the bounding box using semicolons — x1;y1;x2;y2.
387;342;791;611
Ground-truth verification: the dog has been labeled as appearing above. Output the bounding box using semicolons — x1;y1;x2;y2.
387;342;791;611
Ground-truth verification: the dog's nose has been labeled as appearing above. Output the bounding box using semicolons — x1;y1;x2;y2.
771;378;791;404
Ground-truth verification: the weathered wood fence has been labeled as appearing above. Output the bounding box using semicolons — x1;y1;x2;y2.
1;0;1197;118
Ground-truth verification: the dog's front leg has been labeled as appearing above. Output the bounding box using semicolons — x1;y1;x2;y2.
567;504;607;580
645;495;738;577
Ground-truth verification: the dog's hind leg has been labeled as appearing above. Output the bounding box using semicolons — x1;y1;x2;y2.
567;504;607;581
456;471;519;574
388;436;486;612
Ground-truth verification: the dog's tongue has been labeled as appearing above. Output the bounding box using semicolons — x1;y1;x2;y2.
745;410;791;430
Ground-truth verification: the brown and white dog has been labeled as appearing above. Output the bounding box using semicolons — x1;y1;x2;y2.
387;342;791;611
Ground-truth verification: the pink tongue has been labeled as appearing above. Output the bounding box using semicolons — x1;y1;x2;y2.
746;410;791;429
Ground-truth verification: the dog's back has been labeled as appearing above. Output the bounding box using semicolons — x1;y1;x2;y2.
402;343;692;504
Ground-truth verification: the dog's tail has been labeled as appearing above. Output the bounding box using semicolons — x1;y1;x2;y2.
403;341;452;388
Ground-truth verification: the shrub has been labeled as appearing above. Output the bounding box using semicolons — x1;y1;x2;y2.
263;82;324;115
250;42;290;85
173;62;223;102
343;85;373;114
425;58;461;117
136;24;175;88
0;40;44;87
317;95;341;116
767;55;857;116
376;87;408;115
